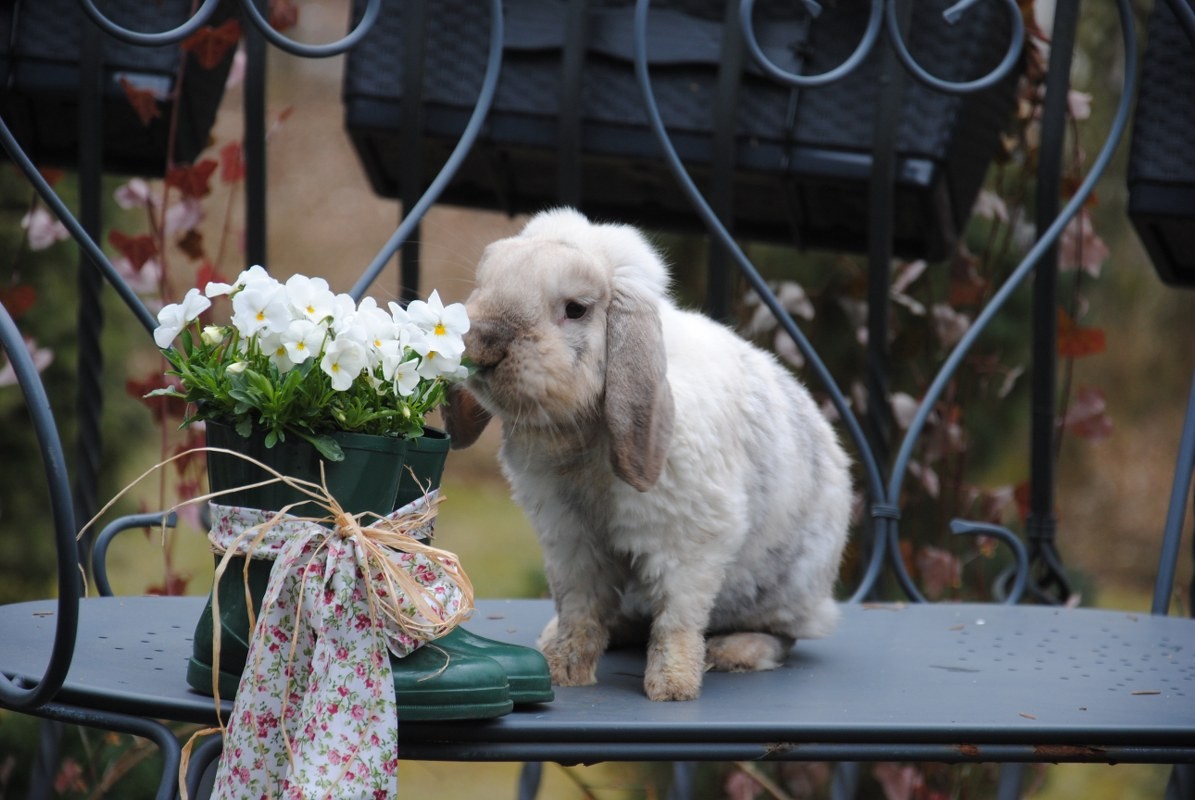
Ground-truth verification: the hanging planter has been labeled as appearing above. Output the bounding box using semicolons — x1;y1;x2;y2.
0;0;239;175
343;0;1022;261
1128;0;1195;288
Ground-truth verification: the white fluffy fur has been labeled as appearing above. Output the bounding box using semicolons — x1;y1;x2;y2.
450;208;852;701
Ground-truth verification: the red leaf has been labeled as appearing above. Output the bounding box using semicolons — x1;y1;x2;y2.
0;284;37;318
1013;480;1031;523
171;431;209;477
177;229;206;261
53;758;86;794
38;167;65;186
145;572;191;596
165;159;219;199
108;230;158;272
181;19;242;70
119;77;162;126
220;140;245;183
1056;307;1106;359
916;546;962;600
270;0;300;31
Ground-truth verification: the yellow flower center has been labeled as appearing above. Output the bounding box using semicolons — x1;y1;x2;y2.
434;323;446;336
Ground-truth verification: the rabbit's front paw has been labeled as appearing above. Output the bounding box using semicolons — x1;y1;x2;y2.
538;617;605;686
644;629;704;701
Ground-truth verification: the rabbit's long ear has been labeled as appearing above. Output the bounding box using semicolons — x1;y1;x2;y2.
605;281;674;491
443;383;493;449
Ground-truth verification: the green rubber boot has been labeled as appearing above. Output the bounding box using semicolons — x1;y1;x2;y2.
434;627;554;705
396;430;553;705
187;555;513;721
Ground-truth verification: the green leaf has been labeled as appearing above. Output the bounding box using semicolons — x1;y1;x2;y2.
296;431;345;462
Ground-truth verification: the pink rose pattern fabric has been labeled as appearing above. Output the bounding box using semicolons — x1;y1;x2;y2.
206;493;464;799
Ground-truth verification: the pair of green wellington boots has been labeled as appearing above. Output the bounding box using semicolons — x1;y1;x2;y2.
188;427;553;720
185;555;554;719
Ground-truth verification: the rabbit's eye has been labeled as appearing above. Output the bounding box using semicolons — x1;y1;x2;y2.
564;301;589;320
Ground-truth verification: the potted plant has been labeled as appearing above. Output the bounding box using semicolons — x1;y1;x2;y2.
150;266;549;723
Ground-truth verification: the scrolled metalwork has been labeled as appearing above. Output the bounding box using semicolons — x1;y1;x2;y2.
0;305;81;711
884;0;1025;94
739;0;1024;93
738;0;885;88
74;0;224;47
91;512;178;598
951;520;1029;603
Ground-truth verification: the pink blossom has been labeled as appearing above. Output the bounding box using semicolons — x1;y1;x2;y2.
21;207;69;250
1059;211;1109;277
1068;90;1093;121
164;196;204;235
0;338;53;387
113;178;153;209
972;189;1009;223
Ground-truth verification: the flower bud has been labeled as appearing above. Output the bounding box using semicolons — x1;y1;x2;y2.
227;361;248;375
201;325;226;346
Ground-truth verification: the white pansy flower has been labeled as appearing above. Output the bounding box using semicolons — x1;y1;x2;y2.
321;337;369;391
329;293;359;334
235;265;271;288
231;280;290;337
354;297;399;366
390;357;421;397
285;274;336;324
260;331;296;373
205;280;235;298
282;318;326;366
413;342;463;380
207;265;272;300
154;288;212;348
388;300;412;329
406;290;469;358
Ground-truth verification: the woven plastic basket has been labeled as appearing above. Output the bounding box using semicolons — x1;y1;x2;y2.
0;0;237;175
1128;0;1195;287
343;0;1021;260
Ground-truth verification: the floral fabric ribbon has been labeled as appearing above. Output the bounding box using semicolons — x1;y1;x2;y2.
205;492;469;799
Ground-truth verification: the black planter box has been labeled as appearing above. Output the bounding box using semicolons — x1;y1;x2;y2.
343;0;1020;260
0;0;238;176
1128;0;1195;288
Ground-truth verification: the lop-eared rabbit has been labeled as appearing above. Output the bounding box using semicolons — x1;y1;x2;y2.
446;208;852;701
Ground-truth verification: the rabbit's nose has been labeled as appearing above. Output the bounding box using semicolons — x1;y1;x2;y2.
464;317;513;368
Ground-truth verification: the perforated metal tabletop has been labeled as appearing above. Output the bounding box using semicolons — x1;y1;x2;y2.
1;596;1192;764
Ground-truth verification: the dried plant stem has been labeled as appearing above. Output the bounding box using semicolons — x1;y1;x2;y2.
733;762;796;800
